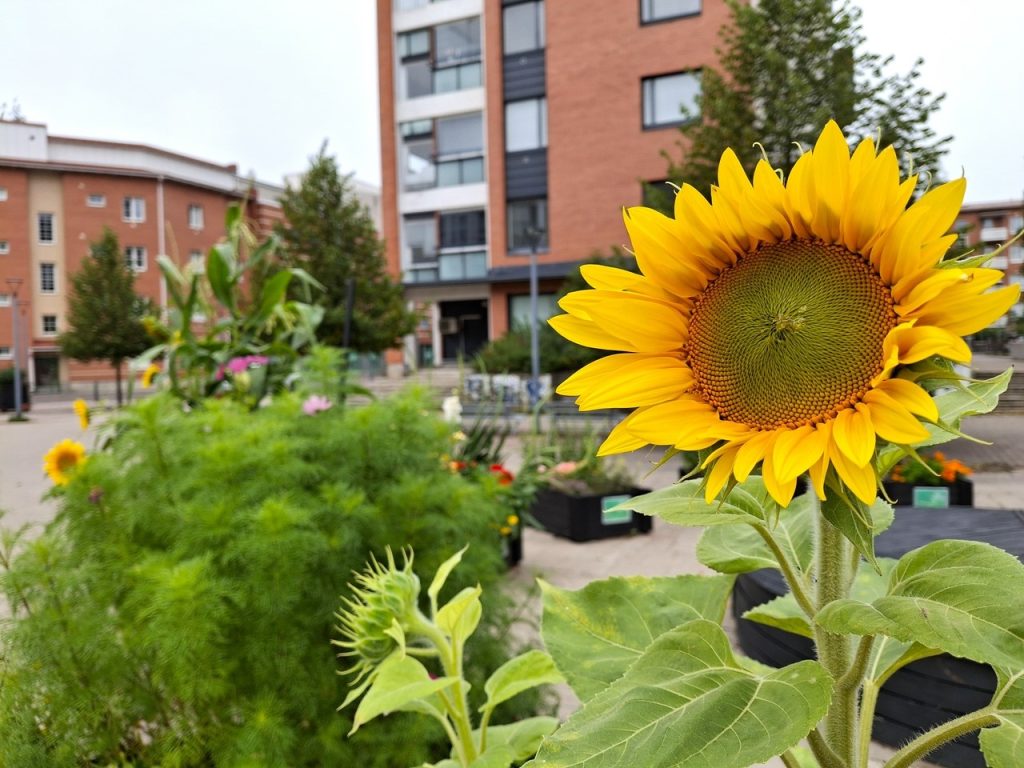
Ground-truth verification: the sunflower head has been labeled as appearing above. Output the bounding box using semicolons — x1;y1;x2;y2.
43;439;87;486
72;399;90;431
552;120;1019;508
141;363;160;389
333;548;421;683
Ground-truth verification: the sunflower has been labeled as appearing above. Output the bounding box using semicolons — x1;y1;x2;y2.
141;363;160;388
552;121;1019;508
43;439;87;486
73;398;90;430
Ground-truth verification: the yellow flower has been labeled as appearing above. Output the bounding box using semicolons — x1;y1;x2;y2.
43;439;87;486
506;514;520;526
73;399;90;430
499;526;512;537
141;363;160;388
552;121;1019;508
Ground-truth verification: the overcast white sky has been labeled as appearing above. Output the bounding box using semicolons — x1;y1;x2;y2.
2;1;1021;203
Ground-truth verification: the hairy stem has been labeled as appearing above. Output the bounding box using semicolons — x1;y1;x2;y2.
882;708;998;768
807;726;847;768
753;523;815;617
858;682;880;768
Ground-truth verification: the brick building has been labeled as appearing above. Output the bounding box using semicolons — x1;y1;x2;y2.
953;200;1024;329
0;120;283;392
377;0;726;367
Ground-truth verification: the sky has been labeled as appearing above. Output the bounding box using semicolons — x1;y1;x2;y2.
1;0;1021;204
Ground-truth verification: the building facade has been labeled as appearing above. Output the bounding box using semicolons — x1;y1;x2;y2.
378;0;728;367
0;120;283;391
953;201;1024;329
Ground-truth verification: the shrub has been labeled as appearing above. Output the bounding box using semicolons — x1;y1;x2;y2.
0;390;531;767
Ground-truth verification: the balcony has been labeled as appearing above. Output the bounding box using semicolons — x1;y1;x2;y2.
981;226;1009;243
394;0;483;33
405;250;488;284
404;152;485;192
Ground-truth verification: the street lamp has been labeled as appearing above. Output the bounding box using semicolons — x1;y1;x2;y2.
524;225;546;407
5;277;24;420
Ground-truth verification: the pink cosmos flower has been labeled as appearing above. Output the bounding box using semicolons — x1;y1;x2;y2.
302;395;333;416
552;461;578;475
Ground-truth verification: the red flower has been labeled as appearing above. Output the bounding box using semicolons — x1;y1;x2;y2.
489;463;514;486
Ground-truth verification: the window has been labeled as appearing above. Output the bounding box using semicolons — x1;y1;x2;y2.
509;293;557;328
402;59;433;99
437;113;484;157
642;70;701;128
440;210;486;249
0;240;9;255
1010;245;1024;265
189;249;205;273
439;251;487;281
0;187;7;202
505;98;547;152
87;193;106;207
188;204;204;229
38;212;55;243
40;263;56;293
125;246;147;272
395;0;430;10
403;215;438;263
403;138;436;189
42;315;58;335
0;346;10;360
507;199;548;251
435;18;481;66
437;157;484;187
123;196;146;222
398;29;430;59
0;293;10;307
503;1;545;54
432;62;482;93
641;0;701;23
1010;214;1023;232
400;119;433;138
981;216;1002;230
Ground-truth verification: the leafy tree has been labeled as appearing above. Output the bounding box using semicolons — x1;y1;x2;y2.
650;0;951;209
59;228;152;405
276;146;416;353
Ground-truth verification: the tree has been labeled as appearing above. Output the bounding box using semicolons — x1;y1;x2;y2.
275;146;416;353
59;228;152;405
651;0;951;210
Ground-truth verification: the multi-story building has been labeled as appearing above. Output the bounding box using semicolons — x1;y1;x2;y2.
0;120;283;392
377;0;728;367
953;201;1024;328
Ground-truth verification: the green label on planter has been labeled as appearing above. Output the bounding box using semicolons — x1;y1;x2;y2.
913;486;950;508
601;495;632;525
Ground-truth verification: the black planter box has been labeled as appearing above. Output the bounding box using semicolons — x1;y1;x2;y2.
0;377;30;412
883;479;973;507
530;487;652;542
503;534;522;568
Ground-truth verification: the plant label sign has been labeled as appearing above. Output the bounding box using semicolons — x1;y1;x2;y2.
601;495;633;525
913;486;950;508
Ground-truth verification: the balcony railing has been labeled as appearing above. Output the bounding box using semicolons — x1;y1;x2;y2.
404;153;484;191
406;251;487;283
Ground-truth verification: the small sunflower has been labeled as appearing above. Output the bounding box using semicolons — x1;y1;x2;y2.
43;439;87;486
141;363;160;389
552;121;1019;508
72;398;90;430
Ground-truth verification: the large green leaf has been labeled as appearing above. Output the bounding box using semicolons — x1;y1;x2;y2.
205;244;235;313
482;650;564;712
877;370;1012;474
980;669;1024;768
526;620;832;768
469;747;516;768
697;492;815;575
436;586;483;647
350;654;457;734
818;540;1024;669
619;478;769;527
472;717;559;762
540;574;734;702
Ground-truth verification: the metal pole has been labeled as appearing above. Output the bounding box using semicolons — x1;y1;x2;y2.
526;227;544;407
6;278;23;419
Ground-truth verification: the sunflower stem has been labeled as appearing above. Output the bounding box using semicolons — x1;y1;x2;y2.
815;499;857;767
753;523;814;618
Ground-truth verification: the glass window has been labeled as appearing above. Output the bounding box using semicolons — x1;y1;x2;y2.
642;70;701;128
189;249;205;273
507;199;548;251
403;138;436;189
402;59;432;99
439;251;488;281
404;216;438;263
188;204;204;229
398;29;430;59
400;119;433;138
125;246;147;272
38;212;54;243
42;315;57;335
505;98;547;152
40;263;56;293
0;346;10;359
0;293;10;307
504;1;545;54
437;157;485;187
395;0;429;10
641;0;701;23
408;267;439;283
435;18;481;66
1010;214;1023;232
437;113;483;156
433;61;482;94
0;187;7;201
123;196;146;222
440;210;487;248
87;193;106;207
0;240;9;255
509;293;558;328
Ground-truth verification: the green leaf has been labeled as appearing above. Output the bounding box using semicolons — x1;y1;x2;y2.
482;650;564;712
820;540;1024;670
428;546;468;611
436;586;482;647
252;270;293;326
205;245;234;313
697;491;815;575
877;370;1012;473
470;747;516;768
475;717;559;762
819;493;893;572
620;477;767;527
980;668;1024;768
350;654;458;734
540;574;734;702
527;620;832;768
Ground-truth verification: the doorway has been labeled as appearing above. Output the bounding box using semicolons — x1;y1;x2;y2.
439;299;488;362
33;353;61;393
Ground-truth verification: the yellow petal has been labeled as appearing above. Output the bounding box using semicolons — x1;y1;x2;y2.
771;425;829;483
762;448;798;507
809;120;850;242
874;378;938;421
573;358;695;411
734;430;776;482
623;207;710;298
674;184;742;268
829;443;878;504
548;314;640;353
558;291;687;353
831;404;875;467
579;264;679;300
623;398;717;447
704;444;742;503
598;412;650;456
912;284;1021;337
862;389;930;444
807;422;833;500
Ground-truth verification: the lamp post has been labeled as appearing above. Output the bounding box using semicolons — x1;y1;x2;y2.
5;277;24;420
524;225;546;407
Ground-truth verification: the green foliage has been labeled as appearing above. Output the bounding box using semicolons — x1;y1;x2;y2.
58;227;152;404
139;203;324;406
651;0;950;211
275;145;416;353
0;391;533;767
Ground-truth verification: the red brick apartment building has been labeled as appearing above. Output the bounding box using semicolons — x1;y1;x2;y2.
954;201;1024;329
377;0;730;367
0;120;283;392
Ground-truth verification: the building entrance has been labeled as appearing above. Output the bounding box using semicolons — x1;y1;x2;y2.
439;299;488;362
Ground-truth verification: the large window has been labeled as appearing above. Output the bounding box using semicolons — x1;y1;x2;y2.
437;113;483;156
507;199;548;251
40;263;56;293
38;212;55;243
125;246;147;272
398;29;430;58
641;0;701;23
439;251;487;281
642;70;701;128
432;61;482;93
505;98;547;152
404;215;438;264
188;204;204;230
42;315;58;335
403;137;436;189
123;196;146;222
503;1;545;54
440;210;486;249
401;113;485;190
434;18;480;65
509;293;557;329
399;18;482;100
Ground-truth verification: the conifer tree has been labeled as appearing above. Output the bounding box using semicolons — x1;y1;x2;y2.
276;146;416;353
652;0;950;208
59;228;151;405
